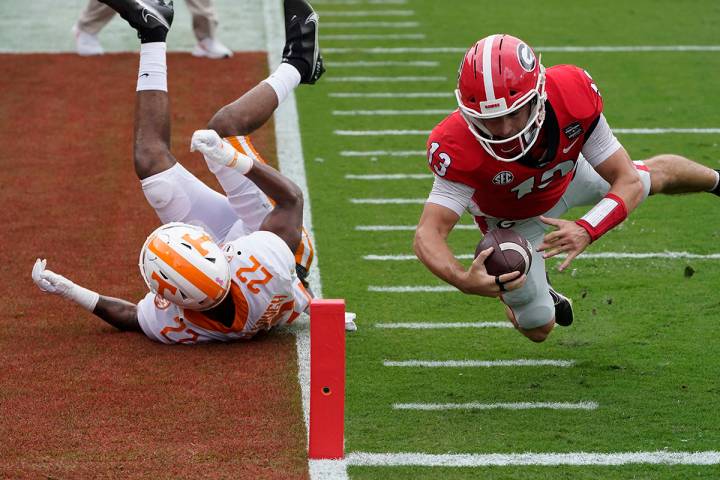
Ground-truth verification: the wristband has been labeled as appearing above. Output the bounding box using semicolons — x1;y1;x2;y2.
575;193;627;242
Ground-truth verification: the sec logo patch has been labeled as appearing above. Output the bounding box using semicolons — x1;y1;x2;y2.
492;171;514;185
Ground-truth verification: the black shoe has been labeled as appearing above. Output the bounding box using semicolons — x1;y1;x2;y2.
99;0;174;43
549;287;574;327
282;0;325;84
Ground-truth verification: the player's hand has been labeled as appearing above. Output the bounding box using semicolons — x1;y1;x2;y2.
190;129;253;173
32;259;73;295
460;247;526;298
538;216;591;271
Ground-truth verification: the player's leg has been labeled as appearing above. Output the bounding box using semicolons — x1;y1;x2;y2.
73;0;115;55
642;154;720;195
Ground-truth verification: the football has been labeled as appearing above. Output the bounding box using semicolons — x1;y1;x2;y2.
475;228;533;276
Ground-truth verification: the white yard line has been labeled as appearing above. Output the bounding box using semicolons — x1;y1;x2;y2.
384;359;575;367
344;451;720;466
341;150;425;157
364;252;720;261
346;174;433;179
327;76;447;82
320;9;415;16
335;128;720;136
355;224;476;231
369;285;457;292
328;92;452;98
325;45;720;54
322;21;419;28
263;2;347;480
327;60;439;67
333;109;450;115
323;33;425;40
394;401;599;411
314;0;407;4
350;198;426;204
376;322;513;329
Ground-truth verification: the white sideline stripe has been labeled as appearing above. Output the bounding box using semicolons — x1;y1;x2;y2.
344;451;720;466
350;198;425;204
327;76;447;82
333;109;450;115
376;321;514;329
263;3;347;480
341;150;425;157
384;359;575;367
323;21;419;28
329;92;453;98
394;401;599;411
321;10;415;16
364;252;720;261
346;174;432;180
325;45;720;54
369;285;457;292
355;224;476;230
327;60;439;67
323;34;425;40
335;128;720;136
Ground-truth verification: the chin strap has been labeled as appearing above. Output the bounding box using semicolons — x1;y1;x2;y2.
575;193;627;242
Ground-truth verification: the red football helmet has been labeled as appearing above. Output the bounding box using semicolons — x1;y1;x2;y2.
455;34;547;162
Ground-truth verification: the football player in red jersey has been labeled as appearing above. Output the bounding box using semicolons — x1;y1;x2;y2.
415;34;720;343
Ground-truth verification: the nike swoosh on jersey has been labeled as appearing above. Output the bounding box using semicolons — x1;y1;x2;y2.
562;138;580;154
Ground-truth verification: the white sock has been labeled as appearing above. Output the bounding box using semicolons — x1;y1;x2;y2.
137;42;168;92
262;63;301;105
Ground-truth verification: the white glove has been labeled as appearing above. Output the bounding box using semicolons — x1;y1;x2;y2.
32;259;100;311
191;129;253;174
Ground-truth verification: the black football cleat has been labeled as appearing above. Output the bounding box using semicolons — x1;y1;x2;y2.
549;287;574;327
98;0;174;43
282;0;325;84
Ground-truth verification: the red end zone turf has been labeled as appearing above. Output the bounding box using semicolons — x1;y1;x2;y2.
0;53;308;479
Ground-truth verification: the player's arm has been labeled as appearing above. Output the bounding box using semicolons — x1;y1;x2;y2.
539;116;644;270
31;259;141;332
191;130;303;251
414;203;524;297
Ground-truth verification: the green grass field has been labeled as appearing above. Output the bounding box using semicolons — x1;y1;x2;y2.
298;0;720;478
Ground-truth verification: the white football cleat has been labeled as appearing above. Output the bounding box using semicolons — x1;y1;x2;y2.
192;37;233;59
345;312;357;332
72;25;104;56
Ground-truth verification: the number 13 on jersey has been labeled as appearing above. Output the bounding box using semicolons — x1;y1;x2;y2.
428;142;452;177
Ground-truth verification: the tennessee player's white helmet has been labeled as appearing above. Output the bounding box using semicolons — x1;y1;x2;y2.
139;223;231;311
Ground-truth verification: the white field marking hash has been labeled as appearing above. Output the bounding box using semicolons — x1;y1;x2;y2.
345;173;432;180
355;224;476;231
324;45;720;54
322;21;419;28
329;92;452;98
326;76;447;82
320;10;415;16
369;285;456;292
376;321;513;329
323;33;425;40
394;401;599;411
350;198;425;204
383;359;575;367
344;451;720;466
335;128;720;136
364;252;720;261
341;150;425;157
327;60;439;67
333;109;450;115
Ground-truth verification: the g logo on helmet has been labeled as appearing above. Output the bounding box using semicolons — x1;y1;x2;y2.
517;43;536;72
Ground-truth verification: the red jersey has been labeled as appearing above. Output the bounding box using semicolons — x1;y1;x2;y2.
427;64;603;220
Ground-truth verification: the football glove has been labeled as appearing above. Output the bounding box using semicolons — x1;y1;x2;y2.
32;259;100;311
191;129;253;174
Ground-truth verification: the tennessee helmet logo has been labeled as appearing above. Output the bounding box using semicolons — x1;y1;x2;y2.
517;43;536;72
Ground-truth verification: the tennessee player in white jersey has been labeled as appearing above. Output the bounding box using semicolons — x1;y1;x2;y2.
30;0;356;344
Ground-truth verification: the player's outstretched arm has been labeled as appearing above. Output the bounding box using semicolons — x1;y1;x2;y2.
414;204;525;297
191;130;303;250
32;259;141;332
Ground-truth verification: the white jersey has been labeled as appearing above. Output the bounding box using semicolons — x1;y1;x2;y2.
137;231;312;344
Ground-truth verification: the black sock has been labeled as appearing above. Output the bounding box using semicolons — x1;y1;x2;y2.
712;169;720;196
